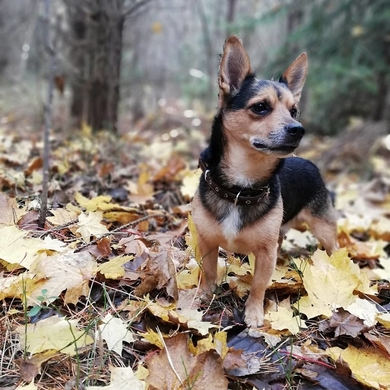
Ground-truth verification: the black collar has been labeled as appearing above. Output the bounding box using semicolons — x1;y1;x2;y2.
198;159;270;206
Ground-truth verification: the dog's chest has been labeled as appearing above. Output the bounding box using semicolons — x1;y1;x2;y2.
221;206;241;241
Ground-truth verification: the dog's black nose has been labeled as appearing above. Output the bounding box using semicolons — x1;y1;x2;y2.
286;125;305;139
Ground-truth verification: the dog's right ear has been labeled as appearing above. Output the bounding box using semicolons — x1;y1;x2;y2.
218;36;252;107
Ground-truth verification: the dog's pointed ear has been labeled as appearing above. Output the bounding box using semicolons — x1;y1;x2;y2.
218;36;252;106
280;53;308;103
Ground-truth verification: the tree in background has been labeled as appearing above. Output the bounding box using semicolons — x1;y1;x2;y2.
270;0;390;134
65;0;153;133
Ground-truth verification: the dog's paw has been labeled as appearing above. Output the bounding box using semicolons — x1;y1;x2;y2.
244;306;264;328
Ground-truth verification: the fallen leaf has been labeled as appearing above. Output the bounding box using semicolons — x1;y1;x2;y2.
267;305;306;335
17;315;93;356
29;251;95;306
0;225;63;270
319;308;369;337
86;365;146;390
97;255;133;279
293;249;377;319
98;313;135;355
135;249;178;300
328;345;390;389
146;333;228;390
76;211;109;243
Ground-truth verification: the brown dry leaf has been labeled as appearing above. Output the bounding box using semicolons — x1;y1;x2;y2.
223;349;270;377
120;236;149;256
135;249;178;300
370;216;390;241
153;155;186;181
18;350;57;382
24;156;43;176
364;332;390;357
146;333;228;390
319;308;369;337
0;194;26;225
29;251;96;305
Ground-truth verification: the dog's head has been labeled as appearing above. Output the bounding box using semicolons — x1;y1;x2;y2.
218;36;308;157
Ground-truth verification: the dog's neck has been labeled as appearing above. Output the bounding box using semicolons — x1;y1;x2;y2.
221;141;280;188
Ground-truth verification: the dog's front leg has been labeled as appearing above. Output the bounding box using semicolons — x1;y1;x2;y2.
244;243;278;328
197;239;219;295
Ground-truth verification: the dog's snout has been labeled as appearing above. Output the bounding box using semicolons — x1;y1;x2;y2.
286;125;305;139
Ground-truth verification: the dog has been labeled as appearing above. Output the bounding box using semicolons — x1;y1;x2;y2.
191;36;338;328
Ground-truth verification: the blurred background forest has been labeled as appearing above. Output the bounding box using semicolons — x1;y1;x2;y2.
0;0;389;139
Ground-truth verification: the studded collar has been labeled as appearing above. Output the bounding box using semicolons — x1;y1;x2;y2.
198;159;270;206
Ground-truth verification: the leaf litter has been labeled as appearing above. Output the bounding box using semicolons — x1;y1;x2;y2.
0;119;390;390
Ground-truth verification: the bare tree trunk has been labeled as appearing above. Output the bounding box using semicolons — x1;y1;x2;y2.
68;5;87;127
86;1;124;132
66;0;153;132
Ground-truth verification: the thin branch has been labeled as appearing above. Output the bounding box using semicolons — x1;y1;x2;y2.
38;0;57;229
74;212;167;253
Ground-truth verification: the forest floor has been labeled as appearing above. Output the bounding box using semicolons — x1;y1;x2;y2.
1;106;390;390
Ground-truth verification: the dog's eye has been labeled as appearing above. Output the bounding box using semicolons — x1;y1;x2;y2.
290;107;299;119
249;102;269;116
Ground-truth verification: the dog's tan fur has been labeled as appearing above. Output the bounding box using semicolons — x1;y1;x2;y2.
192;36;337;328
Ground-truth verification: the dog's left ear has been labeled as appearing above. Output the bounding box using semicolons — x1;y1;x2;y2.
280;53;308;103
218;36;252;107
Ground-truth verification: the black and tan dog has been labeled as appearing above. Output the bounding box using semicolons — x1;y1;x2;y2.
192;36;338;328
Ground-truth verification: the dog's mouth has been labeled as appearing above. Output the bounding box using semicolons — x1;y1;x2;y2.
251;140;297;155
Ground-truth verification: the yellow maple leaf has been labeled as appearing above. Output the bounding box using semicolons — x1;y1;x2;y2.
189;331;228;358
293;249;377;319
74;192;113;212
328;345;390;389
0;226;63;270
267;305;305;335
142;328;164;349
76;211;108;243
17;315;93;356
97;255;133;279
176;264;200;289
